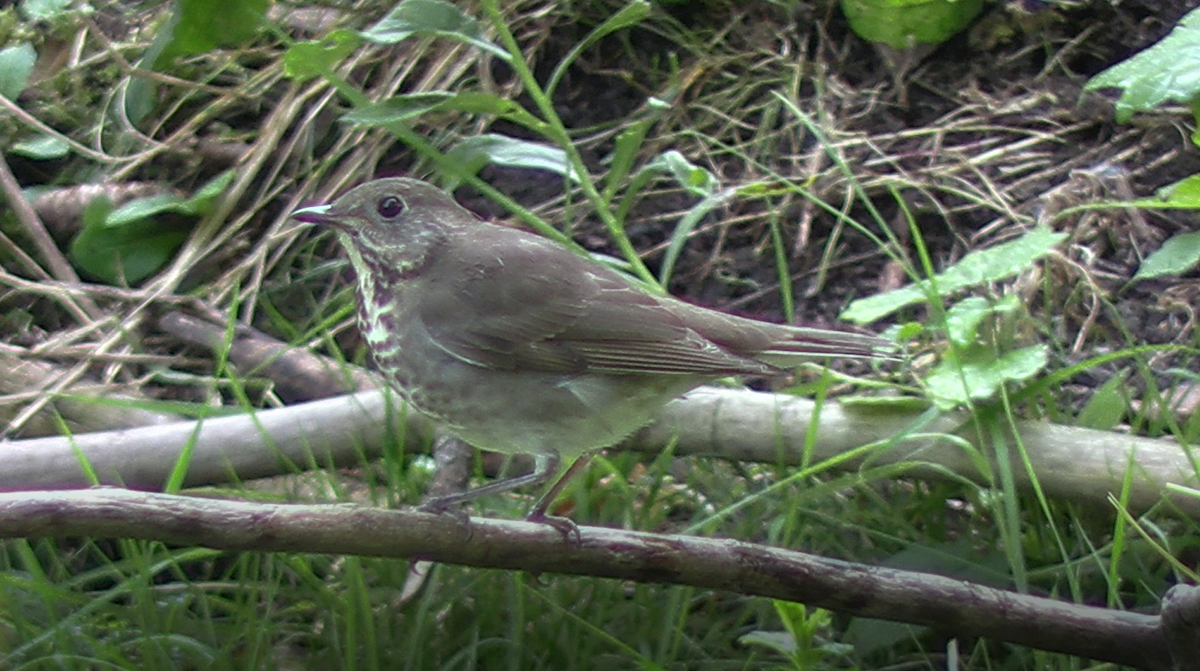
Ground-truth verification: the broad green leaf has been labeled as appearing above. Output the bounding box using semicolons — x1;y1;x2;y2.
124;11;178;124
1139;175;1200;208
1085;7;1200;123
944;296;992;347
1134;230;1200;280
160;0;269;61
842;226;1067;323
70;198;190;285
107;171;234;224
611;150;718;284
360;0;509;61
284;30;362;82
841;0;984;49
68;172;233;284
944;294;1018;346
108;193;188;224
124;70;159;127
444;135;576;182
72;220;190;286
1077;371;1129;430
0;43;36;99
10;134;69;160
440;92;545;130
926;344;1049;409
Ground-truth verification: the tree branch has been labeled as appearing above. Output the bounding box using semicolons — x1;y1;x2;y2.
1;388;1194;520
0;488;1174;669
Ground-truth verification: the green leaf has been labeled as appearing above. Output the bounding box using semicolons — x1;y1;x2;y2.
107;193;188;224
944;294;1018;347
1085;7;1200;123
646;150;716;196
344;92;546;131
443;134;576;182
738;630;799;657
1139;175;1200;208
70;198;190;286
441;92;545;129
10;134;69;160
842;226;1067;323
190;170;236;203
610;150;718;284
605;118;655;201
20;0;73;21
0;42;36;99
944;296;991;347
360;0;509;61
123;76;159;127
841;0;984;49
926;344;1049;409
108;171;234;224
344;92;455;125
1077;371;1129;430
160;0;269;61
613;150;717;268
67;172;233;284
1133;230;1200;280
284;29;362;82
658;190;732;285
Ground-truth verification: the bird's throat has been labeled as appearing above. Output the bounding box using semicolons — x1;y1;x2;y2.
341;242;409;357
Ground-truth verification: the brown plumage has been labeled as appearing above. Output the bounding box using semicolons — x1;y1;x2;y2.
293;177;894;534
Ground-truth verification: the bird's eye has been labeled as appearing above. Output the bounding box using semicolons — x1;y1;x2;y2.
377;196;405;218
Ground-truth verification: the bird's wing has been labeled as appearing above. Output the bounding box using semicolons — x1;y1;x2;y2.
550;275;780;375
415;227;776;376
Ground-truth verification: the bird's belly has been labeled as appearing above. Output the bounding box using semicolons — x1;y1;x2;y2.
375;344;697;459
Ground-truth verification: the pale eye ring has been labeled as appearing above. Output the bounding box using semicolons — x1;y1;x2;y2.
377;196;405;218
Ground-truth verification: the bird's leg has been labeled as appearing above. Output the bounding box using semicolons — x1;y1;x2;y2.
418;451;561;517
526;453;594;543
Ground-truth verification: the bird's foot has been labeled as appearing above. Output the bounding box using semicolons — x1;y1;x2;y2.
525;509;581;544
417;499;474;539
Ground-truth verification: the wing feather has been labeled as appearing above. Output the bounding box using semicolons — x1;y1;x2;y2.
414;223;890;376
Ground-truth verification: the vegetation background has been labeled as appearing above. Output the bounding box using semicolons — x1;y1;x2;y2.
1;0;1199;668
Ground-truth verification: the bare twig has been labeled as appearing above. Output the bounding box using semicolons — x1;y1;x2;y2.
0;154;99;320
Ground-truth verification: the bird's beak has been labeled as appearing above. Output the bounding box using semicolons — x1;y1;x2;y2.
291;204;333;225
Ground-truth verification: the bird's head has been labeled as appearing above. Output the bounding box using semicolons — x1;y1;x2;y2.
292;177;467;276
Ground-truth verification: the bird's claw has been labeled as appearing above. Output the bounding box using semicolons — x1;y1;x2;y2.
526;510;581;545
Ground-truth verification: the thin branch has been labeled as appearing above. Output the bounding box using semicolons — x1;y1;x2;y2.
0;388;1193;521
0;488;1173;669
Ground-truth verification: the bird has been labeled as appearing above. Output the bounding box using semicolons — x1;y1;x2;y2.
292;177;895;536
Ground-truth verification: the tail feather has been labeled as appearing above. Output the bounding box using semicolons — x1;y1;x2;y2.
756;327;898;366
